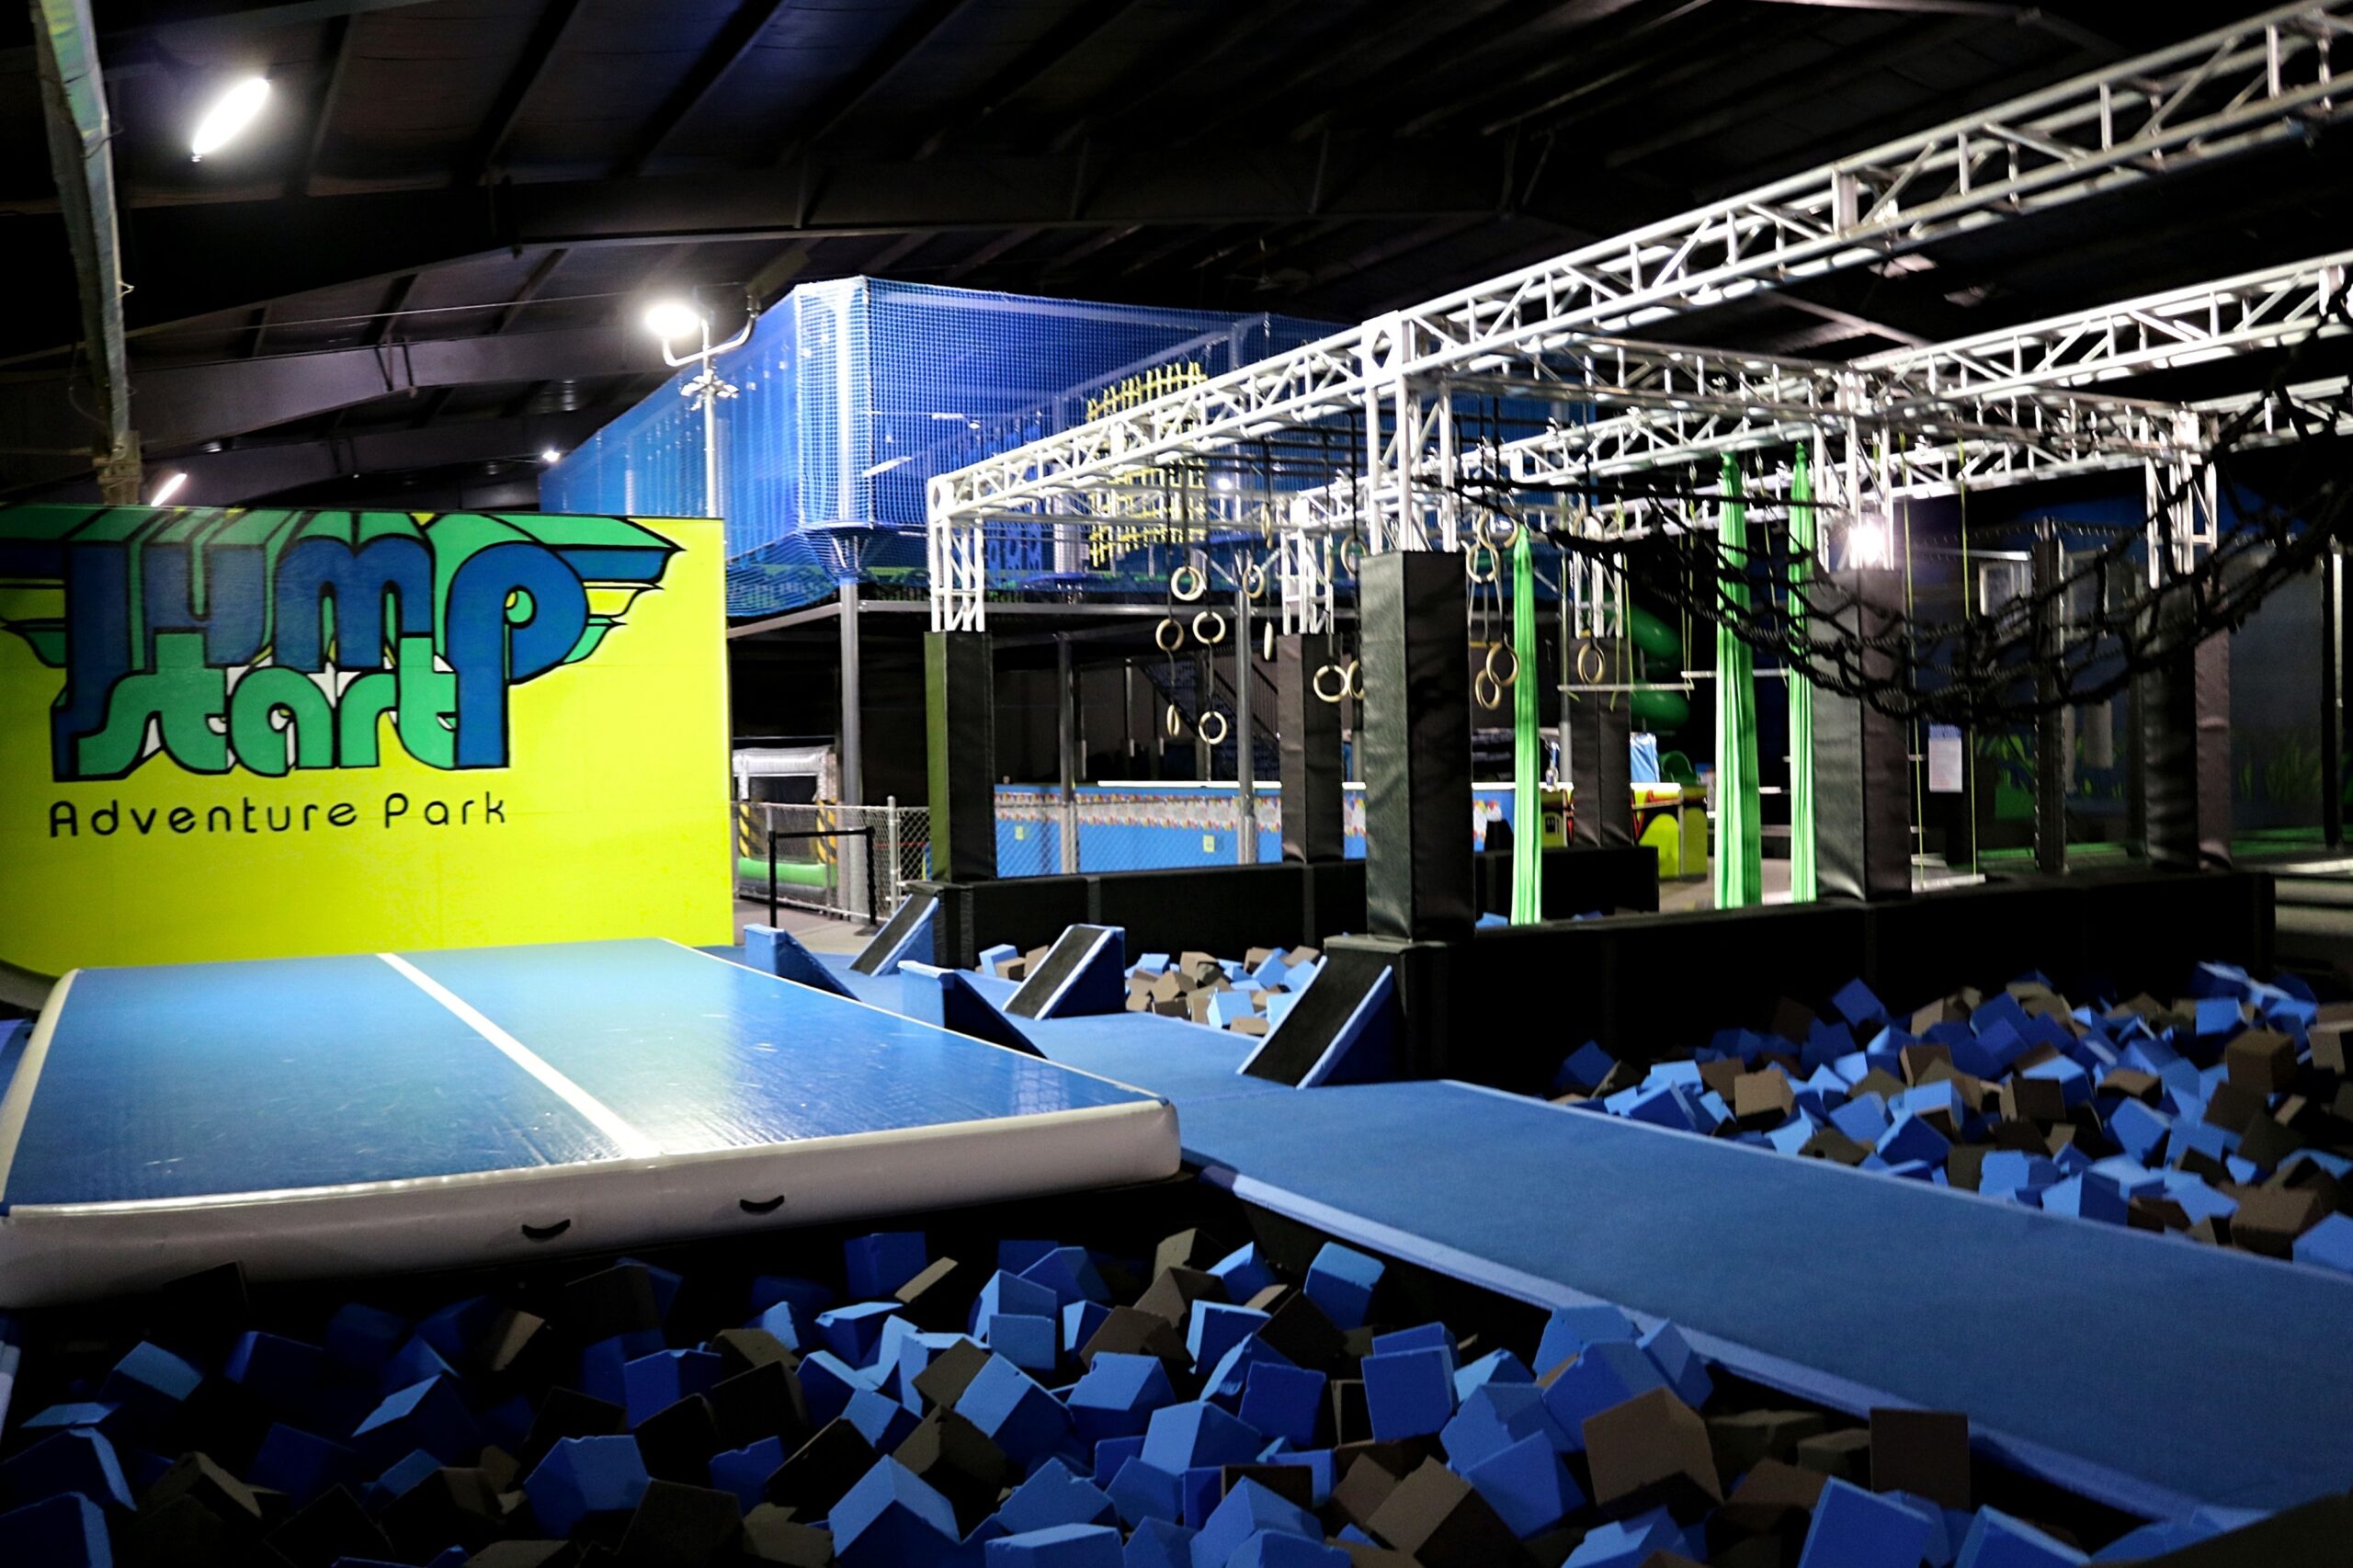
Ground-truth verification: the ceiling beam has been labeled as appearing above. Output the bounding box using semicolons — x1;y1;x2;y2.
767;0;983;165
20;407;611;505
462;0;586;187
5;135;1545;357
293;12;359;195
613;0;796;177
0;323;658;462
912;0;1149;157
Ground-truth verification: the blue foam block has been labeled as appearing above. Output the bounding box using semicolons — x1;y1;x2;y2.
1108;1457;1184;1528
1533;1305;1637;1372
1302;1244;1382;1332
1124;1516;1195;1568
1441;1382;1571;1470
986;1313;1061;1373
1227;1533;1350;1566
524;1435;650;1537
1068;1353;1177;1446
623;1346;725;1426
959;1355;1073;1466
1141;1402;1263;1475
987;1523;1125;1567
743;924;857;997
975;1270;1061;1333
1207;1244;1277;1301
250;1423;359;1506
847;1232;930;1301
1187;1303;1269;1372
1190;1476;1320;1568
1637;1323;1712;1409
0;1426;132;1509
2293;1212;2353;1274
1540;1342;1665;1451
1238;1363;1325;1448
353;1375;482;1466
1798;1477;1935;1568
1956;1506;2089;1567
997;1459;1117;1535
0;1494;108;1568
1063;1301;1112;1356
1462;1429;1585;1538
710;1437;785;1510
1021;1246;1111;1309
1562;1505;1685;1567
832;1458;965;1568
1360;1346;1456;1440
1093;1436;1145;1490
845;1386;919;1452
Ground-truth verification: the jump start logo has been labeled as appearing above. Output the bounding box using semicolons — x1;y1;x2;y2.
0;508;679;781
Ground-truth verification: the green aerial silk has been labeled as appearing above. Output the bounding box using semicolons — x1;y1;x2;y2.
1713;456;1764;909
1787;444;1818;903
1510;530;1542;924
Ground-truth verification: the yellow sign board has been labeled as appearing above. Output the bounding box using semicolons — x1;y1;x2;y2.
0;506;732;974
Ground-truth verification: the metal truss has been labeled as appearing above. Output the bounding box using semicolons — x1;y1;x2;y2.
931;6;2350;511
930;3;2353;627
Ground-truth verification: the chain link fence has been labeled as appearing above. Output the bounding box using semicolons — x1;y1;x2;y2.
734;800;931;923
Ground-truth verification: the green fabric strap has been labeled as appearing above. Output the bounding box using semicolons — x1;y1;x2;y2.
1714;457;1763;909
1511;530;1542;924
1788;443;1818;903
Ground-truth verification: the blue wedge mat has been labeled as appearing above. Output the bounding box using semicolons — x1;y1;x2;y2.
1176;1080;2353;1517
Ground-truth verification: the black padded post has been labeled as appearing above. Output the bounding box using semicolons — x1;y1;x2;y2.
1813;567;1910;902
1276;631;1346;862
2031;529;2067;876
925;631;997;882
1360;552;1474;943
1566;637;1633;847
2136;589;2232;872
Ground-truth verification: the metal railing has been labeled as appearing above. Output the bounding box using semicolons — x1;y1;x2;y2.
735;800;931;922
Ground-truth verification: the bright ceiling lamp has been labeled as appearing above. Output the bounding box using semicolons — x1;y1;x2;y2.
642;300;705;343
151;472;188;506
190;76;270;161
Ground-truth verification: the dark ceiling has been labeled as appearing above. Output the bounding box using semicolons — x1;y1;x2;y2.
0;0;2336;508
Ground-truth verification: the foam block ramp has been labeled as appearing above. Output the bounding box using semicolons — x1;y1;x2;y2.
851;892;939;977
900;964;1045;1058
1238;949;1397;1087
743;925;858;998
1006;926;1128;1019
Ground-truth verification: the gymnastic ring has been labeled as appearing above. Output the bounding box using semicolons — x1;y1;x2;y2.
1482;513;1522;551
1347;660;1366;699
1576;641;1606;685
1154;617;1185;653
1464;543;1499;584
1313;663;1350;703
1171;562;1208;602
1338;538;1365;575
1485;642;1520;688
1198;710;1230;746
1242;562;1268;599
1474;668;1504;710
1192;609;1228;645
1165;703;1185;737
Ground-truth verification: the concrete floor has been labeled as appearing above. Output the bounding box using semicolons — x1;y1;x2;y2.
733;897;870;954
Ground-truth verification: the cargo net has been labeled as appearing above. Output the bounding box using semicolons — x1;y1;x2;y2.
1472;300;2353;728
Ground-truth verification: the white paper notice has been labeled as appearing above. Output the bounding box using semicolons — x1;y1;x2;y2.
1927;724;1963;794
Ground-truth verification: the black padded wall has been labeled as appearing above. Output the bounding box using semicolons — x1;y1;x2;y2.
1360;552;1474;943
1276;631;1347;862
925;631;998;882
1813;567;1911;901
1565;638;1633;847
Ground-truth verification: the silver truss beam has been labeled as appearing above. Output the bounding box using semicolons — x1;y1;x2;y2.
932;2;2352;540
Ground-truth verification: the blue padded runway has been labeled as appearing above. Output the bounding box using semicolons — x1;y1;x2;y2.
0;940;1176;1305
800;956;2353;1517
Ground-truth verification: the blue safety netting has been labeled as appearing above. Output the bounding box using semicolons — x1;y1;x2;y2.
540;278;1331;618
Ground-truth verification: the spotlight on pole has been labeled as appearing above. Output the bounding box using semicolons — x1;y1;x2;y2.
642;300;705;343
540;449;563;464
190;77;270;160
